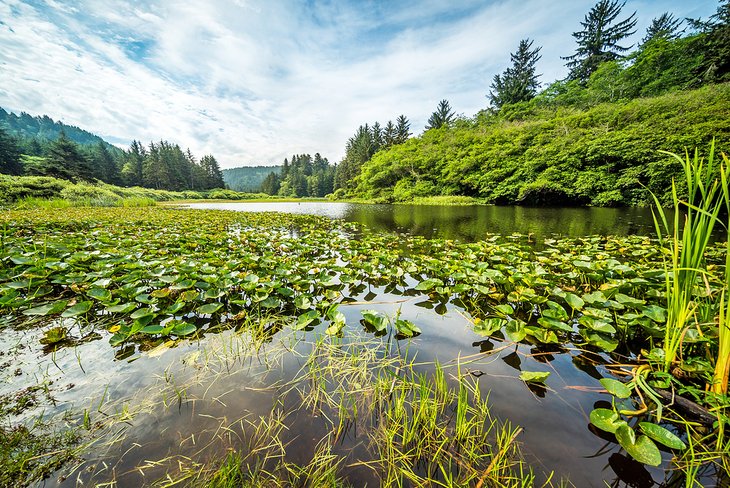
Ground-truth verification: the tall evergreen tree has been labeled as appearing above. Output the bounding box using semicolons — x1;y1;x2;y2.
489;39;542;109
395;115;411;144
563;0;637;82
425;99;455;130
383;121;397;148
92;141;120;184
200;154;225;189
0;127;23;175
44;130;92;180
260;171;281;195
642;12;683;44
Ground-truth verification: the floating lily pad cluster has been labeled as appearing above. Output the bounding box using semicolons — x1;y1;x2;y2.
0;208;724;360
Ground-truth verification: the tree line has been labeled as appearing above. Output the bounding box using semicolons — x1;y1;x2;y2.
0;121;225;191
260;153;334;197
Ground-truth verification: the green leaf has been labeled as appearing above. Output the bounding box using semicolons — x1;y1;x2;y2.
293;310;319;330
61;301;93;317
361;309;388;332
565;293;584;310
170;279;195;290
642;305;667;323
141;325;165;335
600;378;632;399
589;408;625;434
130;307;155;320
505;319;526;342
24;301;67;316
495;304;513;315
109;333;127;346
295;295;312;310
618;431;662;467
519;371;550;384
106;302;136;314
88;287;112;302
395;318;421;337
172;322;197;336
414;278;443;291
537;317;572;332
474;318;505;336
197;302;223;314
639;422;686;450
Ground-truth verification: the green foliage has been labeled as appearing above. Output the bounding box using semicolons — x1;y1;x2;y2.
275;153;334;197
352;84;730;206
0;127;22;175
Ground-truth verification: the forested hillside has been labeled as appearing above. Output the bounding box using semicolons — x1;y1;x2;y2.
332;0;730;206
223;165;281;192
0;107;123;158
0;108;226;191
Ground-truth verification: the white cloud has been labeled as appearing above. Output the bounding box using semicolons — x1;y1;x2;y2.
0;0;719;167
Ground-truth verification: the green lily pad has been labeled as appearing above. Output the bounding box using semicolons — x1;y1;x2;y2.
589;408;625;434
61;301;93;317
600;378;632;399
172;322;197;336
197;302;223;314
293;310;319;330
519;371;550;384
361;309;388;332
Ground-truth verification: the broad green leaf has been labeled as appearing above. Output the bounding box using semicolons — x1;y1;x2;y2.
88;287;112;302
109;333;127;346
600;378;632;399
172;322;197;336
170;279;195;290
106;302;136;314
141;325;165;335
505;319;527;342
61;301;93;317
617;429;662;466
361;309;388;332
639;422;686;450
395;318;421;337
565;293;584;310
537;317;572;332
293;310;319;330
519;371;550;383
495;304;513;315
260;296;282;308
150;288;171;298
295;295;312;310
474;318;505;336
589;408;625;434
130;307;155;320
414;278;443;291
197;302;223;314
24;300;67;316
642;305;667;323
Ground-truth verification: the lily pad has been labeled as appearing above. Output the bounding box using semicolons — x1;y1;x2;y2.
519;371;550;384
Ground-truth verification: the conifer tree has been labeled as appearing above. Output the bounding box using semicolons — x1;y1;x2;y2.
563;0;637;82
395;115;411;143
0;127;23;175
425;99;455;130
46;130;92;180
642;13;683;44
489;39;542;109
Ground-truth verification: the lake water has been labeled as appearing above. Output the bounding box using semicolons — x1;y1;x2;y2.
183;201;665;240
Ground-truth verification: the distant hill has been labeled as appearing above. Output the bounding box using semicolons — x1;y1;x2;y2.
223;165;281;192
0;107;124;158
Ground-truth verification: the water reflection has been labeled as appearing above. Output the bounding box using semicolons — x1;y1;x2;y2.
184;202;670;240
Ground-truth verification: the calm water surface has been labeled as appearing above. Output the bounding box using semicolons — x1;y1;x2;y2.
184;201;664;240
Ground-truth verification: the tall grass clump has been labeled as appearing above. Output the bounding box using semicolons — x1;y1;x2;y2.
649;142;724;374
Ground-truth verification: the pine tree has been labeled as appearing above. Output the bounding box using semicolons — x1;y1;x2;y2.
371;122;383;151
383;121;397;148
425;99;455;130
489;39;542;109
0;127;23;175
395;115;411;143
642;13;683;44
92;141;120;184
260;171;280;195
46;130;92;180
563;0;637;82
200;154;224;189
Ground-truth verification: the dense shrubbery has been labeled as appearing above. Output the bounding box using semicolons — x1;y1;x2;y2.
0;175;268;207
351;84;730;206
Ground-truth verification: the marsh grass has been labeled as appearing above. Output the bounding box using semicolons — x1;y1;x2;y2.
649;144;724;373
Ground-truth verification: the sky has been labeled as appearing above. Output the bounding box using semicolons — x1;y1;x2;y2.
0;0;719;168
